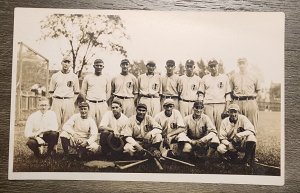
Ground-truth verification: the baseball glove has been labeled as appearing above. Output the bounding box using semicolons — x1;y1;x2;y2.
107;132;125;152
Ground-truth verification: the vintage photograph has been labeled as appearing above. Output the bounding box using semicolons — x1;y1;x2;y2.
9;8;284;185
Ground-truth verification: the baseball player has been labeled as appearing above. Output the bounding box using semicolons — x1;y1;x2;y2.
48;55;80;129
217;104;257;168
230;58;262;132
111;59;138;117
60;102;100;158
121;103;162;157
182;101;219;161
201;60;231;132
24;97;59;157
154;99;186;156
99;99;128;155
178;59;204;117
160;60;180;110
81;58;111;127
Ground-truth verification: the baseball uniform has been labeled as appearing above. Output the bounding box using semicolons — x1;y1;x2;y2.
138;73;162;117
161;74;180;109
178;75;204;117
49;70;80;129
111;73;138;117
202;73;231;132
99;111;128;135
60;113;99;153
121;114;162;155
81;73;111;127
230;71;262;132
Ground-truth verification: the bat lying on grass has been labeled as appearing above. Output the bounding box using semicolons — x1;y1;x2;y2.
84;159;148;170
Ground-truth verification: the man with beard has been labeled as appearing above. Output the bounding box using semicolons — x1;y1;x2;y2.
161;60;180;110
178;59;204;117
137;61;162;117
182;101;219;162
81;58;111;126
121;103;162;157
99;99;128;156
49;55;80;129
201;60;231;132
154;99;186;157
60;102;100;158
111;59;138;117
217;104;257;168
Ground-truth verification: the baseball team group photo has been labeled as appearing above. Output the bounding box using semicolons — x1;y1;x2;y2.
9;8;284;184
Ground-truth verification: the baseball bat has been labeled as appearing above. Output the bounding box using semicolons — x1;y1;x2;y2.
162;156;195;167
117;159;148;170
154;158;164;170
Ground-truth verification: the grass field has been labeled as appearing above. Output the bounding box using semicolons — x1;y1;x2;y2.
12;111;281;175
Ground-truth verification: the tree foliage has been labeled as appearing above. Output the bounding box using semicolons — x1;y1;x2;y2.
40;14;128;77
128;60;147;77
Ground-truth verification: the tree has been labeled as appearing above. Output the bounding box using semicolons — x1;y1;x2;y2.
197;59;206;78
218;59;225;74
40;14;128;77
128;60;147;78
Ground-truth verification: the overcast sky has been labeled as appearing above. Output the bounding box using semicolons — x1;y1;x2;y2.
14;8;284;87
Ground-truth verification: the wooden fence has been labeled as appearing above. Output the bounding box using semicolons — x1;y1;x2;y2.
15;93;41;122
258;101;281;112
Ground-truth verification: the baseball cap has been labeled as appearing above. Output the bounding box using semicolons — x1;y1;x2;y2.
62;55;72;62
193;101;204;109
121;59;130;65
136;103;147;110
147;61;156;67
166;60;175;66
112;99;122;107
185;59;195;66
228;104;240;111
208;60;218;66
163;99;175;107
79;101;90;108
94;59;104;64
237;57;247;64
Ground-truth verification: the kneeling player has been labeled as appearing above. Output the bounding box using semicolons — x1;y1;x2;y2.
60;102;100;158
217;104;257;168
183;101;219;161
121;103;162;158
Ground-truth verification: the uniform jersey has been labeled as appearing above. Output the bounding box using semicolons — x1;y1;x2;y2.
81;73;111;101
112;73;138;98
230;71;262;97
154;109;185;136
161;74;180;96
219;114;256;142
62;113;98;145
121;114;162;139
184;113;217;139
178;75;203;100
49;71;79;97
99;111;128;134
24;110;58;138
202;73;231;104
138;73;162;97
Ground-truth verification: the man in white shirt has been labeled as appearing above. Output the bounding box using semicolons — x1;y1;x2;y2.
99;99;128;156
25;97;59;157
60;102;100;158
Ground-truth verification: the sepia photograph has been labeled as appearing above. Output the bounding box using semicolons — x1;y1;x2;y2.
9;8;284;185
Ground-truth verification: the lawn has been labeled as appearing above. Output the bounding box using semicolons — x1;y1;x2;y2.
12;111;281;175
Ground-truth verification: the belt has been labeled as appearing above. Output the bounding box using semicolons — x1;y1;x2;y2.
87;99;106;103
53;96;72;99
232;96;256;101
162;95;178;99
180;98;196;103
140;95;159;98
114;95;134;99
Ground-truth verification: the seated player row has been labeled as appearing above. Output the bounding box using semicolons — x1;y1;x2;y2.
25;97;257;168
49;55;260;144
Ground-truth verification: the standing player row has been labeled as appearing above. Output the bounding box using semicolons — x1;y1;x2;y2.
48;55;261;134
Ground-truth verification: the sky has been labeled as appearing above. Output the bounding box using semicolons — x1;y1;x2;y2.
14;8;284;88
